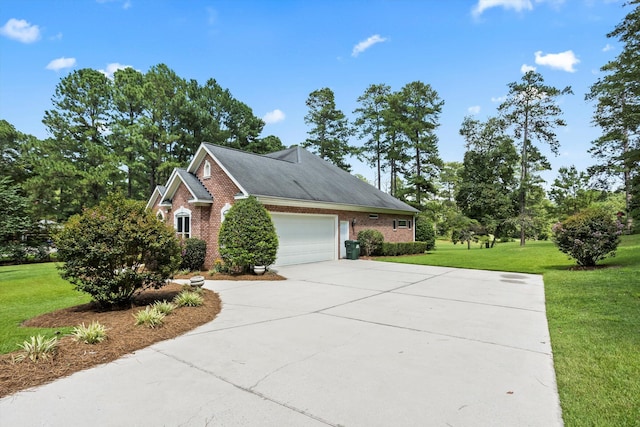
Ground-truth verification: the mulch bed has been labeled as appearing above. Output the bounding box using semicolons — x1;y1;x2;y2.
174;271;286;281
0;282;221;398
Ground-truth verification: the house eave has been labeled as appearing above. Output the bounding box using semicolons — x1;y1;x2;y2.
188;199;214;207
253;195;418;216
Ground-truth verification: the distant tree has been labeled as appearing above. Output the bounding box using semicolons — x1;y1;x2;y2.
0;177;32;245
437;161;463;202
55;195;181;307
457;116;518;241
303;87;356;171
549;166;599;218
382;91;410;197
252;135;286;154
586;1;640;233
398;81;444;207
498;71;572;246
354;83;392;189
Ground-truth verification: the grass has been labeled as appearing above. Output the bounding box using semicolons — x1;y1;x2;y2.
0;263;90;354
14;334;58;362
379;235;640;426
173;290;204;307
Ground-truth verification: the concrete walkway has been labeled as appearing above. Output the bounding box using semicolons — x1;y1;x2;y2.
0;260;563;426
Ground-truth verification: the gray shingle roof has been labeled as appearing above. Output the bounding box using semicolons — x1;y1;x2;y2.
204;143;418;213
174;169;213;202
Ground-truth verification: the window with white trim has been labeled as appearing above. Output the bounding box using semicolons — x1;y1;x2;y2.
397;219;409;229
203;160;211;178
221;203;232;222
174;207;191;239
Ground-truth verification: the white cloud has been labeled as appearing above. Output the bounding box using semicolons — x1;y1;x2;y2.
45;57;76;71
491;95;506;103
50;32;63;41
263;109;286;124
96;0;131;9
534;50;579;72
602;43;613;52
521;63;537;73
206;7;217;25
352;34;387;57
0;18;41;43
472;0;532;17
468;105;481;115
99;62;132;79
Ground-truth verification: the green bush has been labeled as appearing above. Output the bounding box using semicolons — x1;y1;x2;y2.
54;194;182;308
180;238;207;271
218;196;278;273
381;242;429;256
415;215;436;251
357;229;384;256
552;207;623;267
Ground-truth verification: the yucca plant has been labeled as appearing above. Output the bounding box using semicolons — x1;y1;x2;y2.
71;321;107;344
151;300;176;315
133;307;166;328
173;290;204;307
14;335;58;362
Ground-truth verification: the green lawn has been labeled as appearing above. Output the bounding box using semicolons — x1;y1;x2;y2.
0;263;90;354
379;235;640;427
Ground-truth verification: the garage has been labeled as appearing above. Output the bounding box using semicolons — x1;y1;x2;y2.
269;213;338;266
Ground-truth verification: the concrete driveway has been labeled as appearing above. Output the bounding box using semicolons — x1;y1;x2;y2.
0;260;563;426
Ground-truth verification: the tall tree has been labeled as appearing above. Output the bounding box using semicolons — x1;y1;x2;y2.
38;68;121;216
457;116;518;240
111;67;148;199
303;88;355;171
586;1;640;232
382;91;410;197
353;83;391;189
498;70;572;246
398;81;444;207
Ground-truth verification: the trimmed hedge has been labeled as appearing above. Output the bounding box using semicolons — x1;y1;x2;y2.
180;238;207;271
380;241;430;256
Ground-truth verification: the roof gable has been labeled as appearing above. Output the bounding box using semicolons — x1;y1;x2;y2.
161;169;213;206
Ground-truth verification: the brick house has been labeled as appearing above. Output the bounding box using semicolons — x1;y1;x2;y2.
146;143;419;268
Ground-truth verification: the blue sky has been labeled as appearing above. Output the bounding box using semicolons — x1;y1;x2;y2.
0;0;629;188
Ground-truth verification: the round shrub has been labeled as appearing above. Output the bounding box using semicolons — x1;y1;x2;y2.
180;238;207;271
552;207;623;267
55;194;181;308
357;229;384;256
415;215;436;251
218;196;278;273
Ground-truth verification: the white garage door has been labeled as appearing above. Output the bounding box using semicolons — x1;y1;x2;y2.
270;213;337;266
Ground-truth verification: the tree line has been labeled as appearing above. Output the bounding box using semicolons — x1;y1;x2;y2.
1;1;638;257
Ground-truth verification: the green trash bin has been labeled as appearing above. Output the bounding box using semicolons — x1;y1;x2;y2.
345;240;360;260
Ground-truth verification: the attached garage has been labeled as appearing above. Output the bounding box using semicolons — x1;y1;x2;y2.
270;213;338;266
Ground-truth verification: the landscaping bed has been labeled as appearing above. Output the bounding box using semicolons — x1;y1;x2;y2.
0;282;221;398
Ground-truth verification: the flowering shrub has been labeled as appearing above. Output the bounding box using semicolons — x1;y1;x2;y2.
552;207;623;267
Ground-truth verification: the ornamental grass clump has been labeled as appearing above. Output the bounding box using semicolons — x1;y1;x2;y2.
14;335;58;362
552;206;623;267
134;307;166;328
173;290;204;307
151;300;176;315
71;321;107;344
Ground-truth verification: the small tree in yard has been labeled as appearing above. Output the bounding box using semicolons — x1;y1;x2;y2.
357;229;384;256
415;215;436;251
218;196;278;273
55;194;181;307
552;207;623;267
